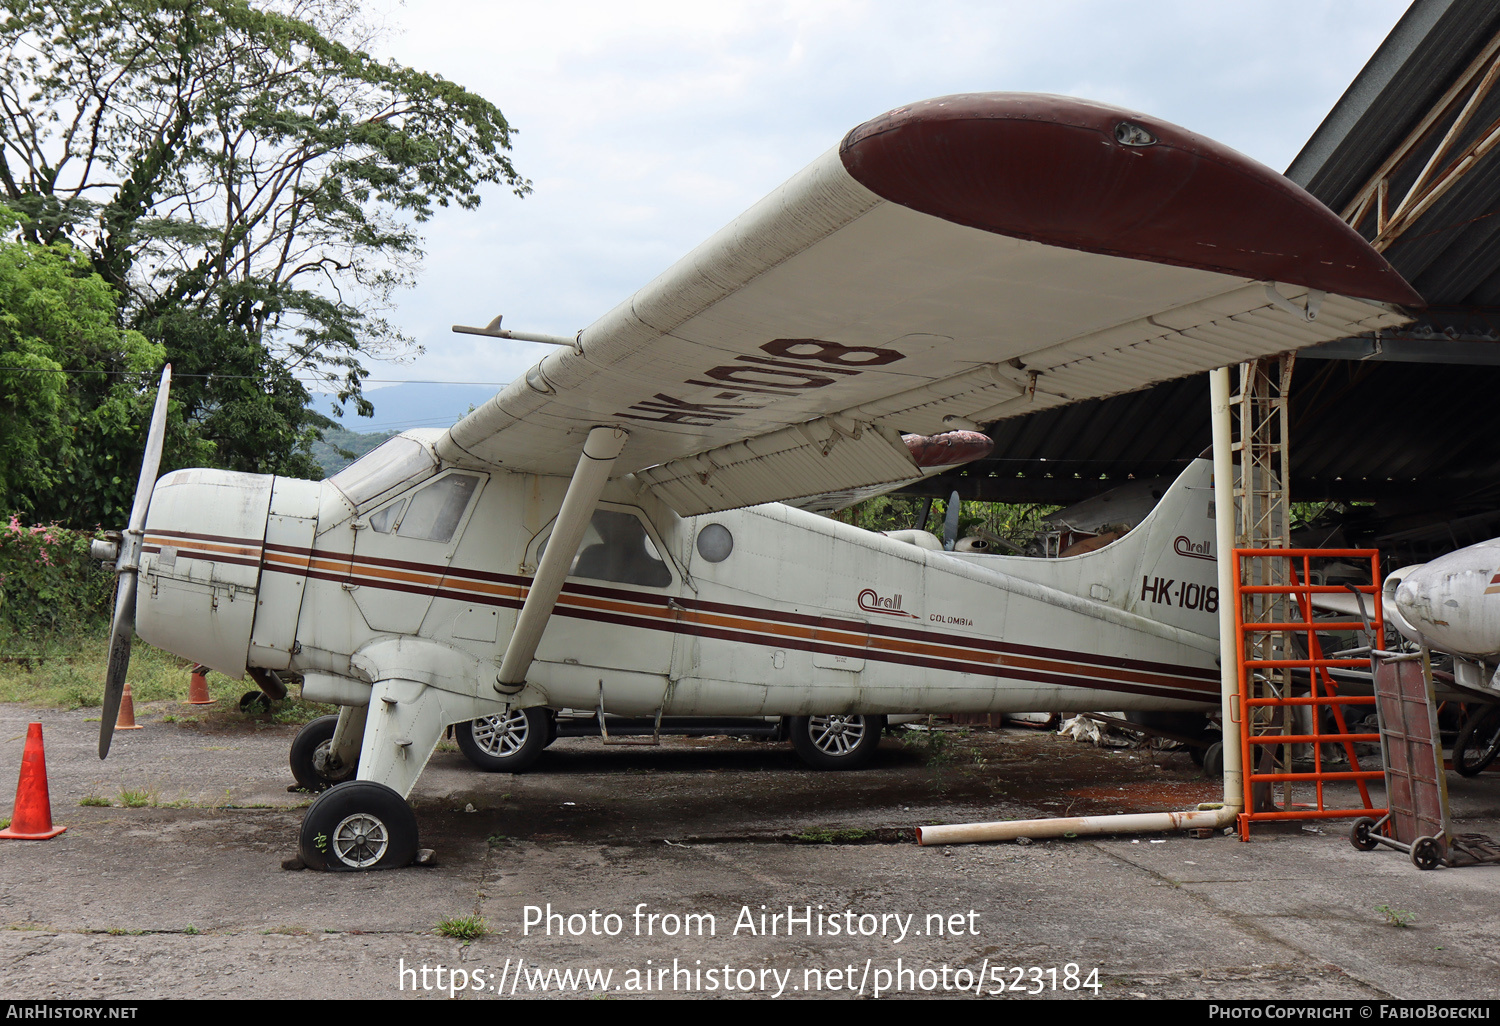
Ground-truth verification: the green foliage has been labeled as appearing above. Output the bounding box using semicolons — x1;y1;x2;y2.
1375;904;1415;928
435;915;489;941
0;515;115;636
0;0;528;518
0;206;166;522
835;494;1058;551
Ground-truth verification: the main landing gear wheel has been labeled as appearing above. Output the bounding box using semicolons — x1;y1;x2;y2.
290;714;356;792
789;714;886;770
1453;706;1500;778
1410;835;1445;871
1349;816;1380;852
298;781;418;871
456;708;551;773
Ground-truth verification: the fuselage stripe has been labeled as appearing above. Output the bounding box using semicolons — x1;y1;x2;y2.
166;530;1216;702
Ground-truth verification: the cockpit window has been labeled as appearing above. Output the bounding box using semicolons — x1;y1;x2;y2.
396;474;480;544
368;499;405;534
328;436;436;507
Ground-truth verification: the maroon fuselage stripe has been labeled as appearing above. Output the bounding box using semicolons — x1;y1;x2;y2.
170;532;1216;702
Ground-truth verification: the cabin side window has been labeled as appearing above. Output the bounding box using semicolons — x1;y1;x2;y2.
538;509;673;588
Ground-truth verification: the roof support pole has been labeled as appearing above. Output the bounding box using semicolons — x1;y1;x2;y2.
495;426;630;694
1210;366;1245;813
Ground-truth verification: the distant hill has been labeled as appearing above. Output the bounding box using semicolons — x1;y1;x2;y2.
310;426;398;478
310;382;500;435
307;381;503;477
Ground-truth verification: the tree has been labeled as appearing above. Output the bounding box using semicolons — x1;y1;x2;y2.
0;205;165;520
0;0;527;507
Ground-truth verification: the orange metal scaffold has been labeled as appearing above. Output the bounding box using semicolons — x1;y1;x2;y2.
1233;548;1385;840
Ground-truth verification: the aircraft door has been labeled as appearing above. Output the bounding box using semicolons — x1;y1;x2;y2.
527;505;678;713
349;470;485;634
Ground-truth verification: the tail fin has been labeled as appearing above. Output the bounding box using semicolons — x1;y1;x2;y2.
981;458;1219;636
1119;458;1220;635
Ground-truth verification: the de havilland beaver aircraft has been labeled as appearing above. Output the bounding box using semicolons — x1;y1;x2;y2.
93;94;1420;870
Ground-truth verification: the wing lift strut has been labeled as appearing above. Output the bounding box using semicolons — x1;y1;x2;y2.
494;425;631;695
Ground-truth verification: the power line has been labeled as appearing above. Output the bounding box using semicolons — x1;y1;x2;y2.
0;366;510;387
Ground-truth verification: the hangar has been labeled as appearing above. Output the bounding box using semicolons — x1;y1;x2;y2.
904;0;1500;566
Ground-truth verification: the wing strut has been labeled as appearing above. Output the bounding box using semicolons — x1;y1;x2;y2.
494;426;630;694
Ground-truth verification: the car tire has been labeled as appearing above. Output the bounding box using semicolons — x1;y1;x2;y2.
456;708;551;773
789;714;886;770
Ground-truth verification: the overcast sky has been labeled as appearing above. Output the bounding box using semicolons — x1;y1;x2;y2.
346;0;1410;410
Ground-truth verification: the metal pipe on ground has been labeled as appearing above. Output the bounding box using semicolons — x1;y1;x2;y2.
917;367;1245;846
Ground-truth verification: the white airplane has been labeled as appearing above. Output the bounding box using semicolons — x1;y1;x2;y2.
94;93;1419;870
1384;548;1500;775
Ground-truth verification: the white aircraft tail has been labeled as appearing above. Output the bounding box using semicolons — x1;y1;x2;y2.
974;458;1221;637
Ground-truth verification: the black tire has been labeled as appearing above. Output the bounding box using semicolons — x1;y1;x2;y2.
289;714;356;792
240;690;272;714
298;781;418;872
1201;740;1225;779
1349;816;1379;852
1190;729;1224;768
456;708;551;773
1410;835;1445;871
1453;706;1500;778
789;714;886;770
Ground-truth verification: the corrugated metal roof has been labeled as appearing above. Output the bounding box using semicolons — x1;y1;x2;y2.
924;0;1500;554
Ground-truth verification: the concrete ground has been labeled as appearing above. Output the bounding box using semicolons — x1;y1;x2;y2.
3;701;1499;1001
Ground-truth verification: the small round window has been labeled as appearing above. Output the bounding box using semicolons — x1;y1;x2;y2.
696;523;734;563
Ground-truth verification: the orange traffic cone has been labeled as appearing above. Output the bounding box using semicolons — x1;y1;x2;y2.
115;682;144;731
0;722;66;839
186;664;213;705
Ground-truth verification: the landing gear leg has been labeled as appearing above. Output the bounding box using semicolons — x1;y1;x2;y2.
297;677;483;871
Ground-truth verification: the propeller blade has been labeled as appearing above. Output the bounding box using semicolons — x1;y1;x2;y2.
99;365;172;759
98;578;136;758
127;366;172;533
943;490;961;551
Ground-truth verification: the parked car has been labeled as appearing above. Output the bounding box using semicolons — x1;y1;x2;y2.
455;709;891;772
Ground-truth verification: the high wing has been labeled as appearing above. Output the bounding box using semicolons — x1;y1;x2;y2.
438;93;1419;516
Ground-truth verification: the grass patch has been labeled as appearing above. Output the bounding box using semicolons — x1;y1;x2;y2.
0;634;194;708
118;789;153;808
183;925;200;935
78;796;111;807
793;828;872;845
436;915;489;941
0;630;334;725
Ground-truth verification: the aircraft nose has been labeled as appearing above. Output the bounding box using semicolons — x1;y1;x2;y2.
1393;575;1425;624
1391;557;1500;659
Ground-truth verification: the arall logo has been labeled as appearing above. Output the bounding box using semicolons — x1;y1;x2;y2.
1174;536;1214;561
858;588;919;619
